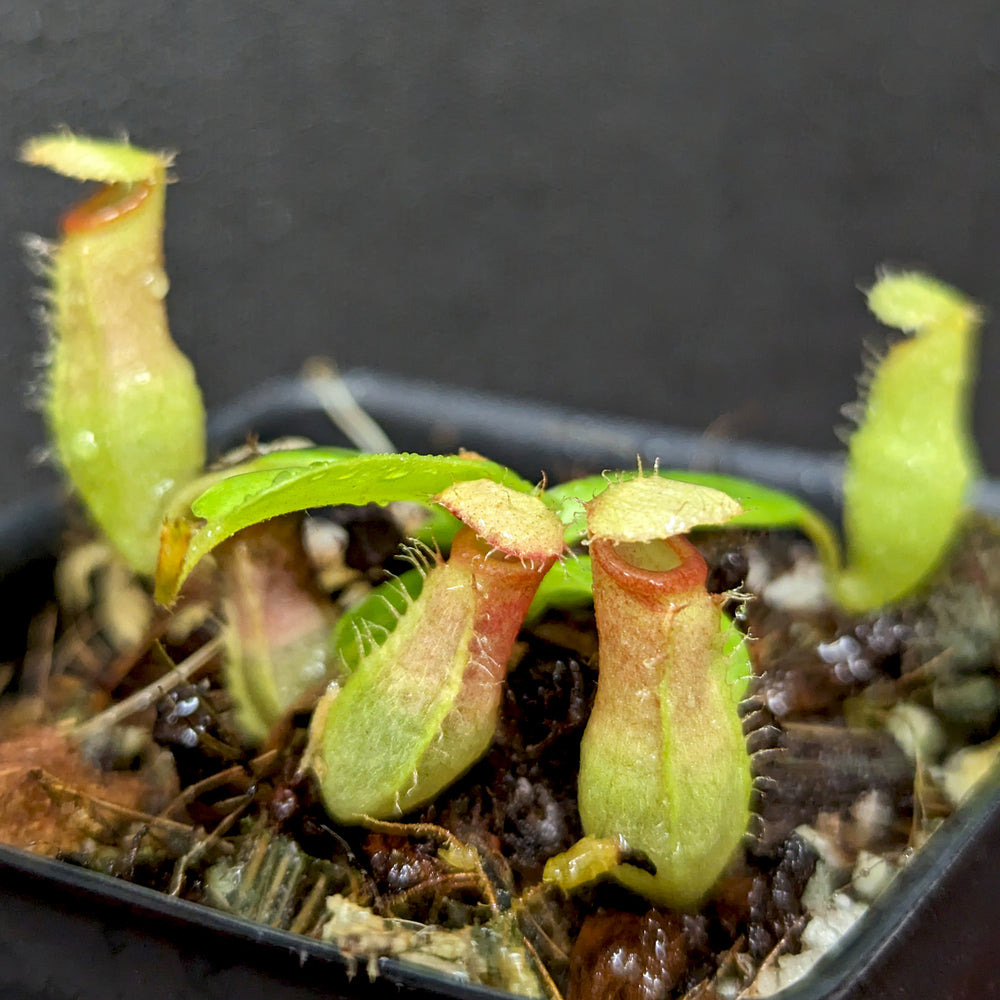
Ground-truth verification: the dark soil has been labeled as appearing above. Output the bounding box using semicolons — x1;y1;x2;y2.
3;513;1000;999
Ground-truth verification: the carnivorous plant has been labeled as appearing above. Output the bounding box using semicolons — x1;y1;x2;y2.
544;475;754;908
21;133;988;917
21;134;205;575
311;478;564;820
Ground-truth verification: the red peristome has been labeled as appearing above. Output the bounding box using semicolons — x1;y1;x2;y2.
451;526;557;685
436;526;559;756
61;181;153;234
588;535;707;608
586;535;708;705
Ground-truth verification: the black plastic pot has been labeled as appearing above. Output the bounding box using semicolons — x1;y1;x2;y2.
0;370;998;1000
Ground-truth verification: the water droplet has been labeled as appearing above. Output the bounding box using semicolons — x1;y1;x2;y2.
70;430;99;460
152;477;176;499
141;269;170;299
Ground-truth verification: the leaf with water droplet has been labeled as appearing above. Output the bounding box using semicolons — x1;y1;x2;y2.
156;451;535;604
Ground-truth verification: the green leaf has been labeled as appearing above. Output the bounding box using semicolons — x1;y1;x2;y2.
156;451;534;603
330;568;424;673
525;556;595;622
190;448;359;520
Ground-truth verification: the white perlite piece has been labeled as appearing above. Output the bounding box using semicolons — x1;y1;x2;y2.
938;735;1000;806
749;836;904;997
749;886;868;997
756;550;831;612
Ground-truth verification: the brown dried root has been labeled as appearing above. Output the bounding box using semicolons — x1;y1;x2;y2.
168;792;253;895
30;768;194;854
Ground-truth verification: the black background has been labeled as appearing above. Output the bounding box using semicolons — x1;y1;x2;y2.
2;1;1000;509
